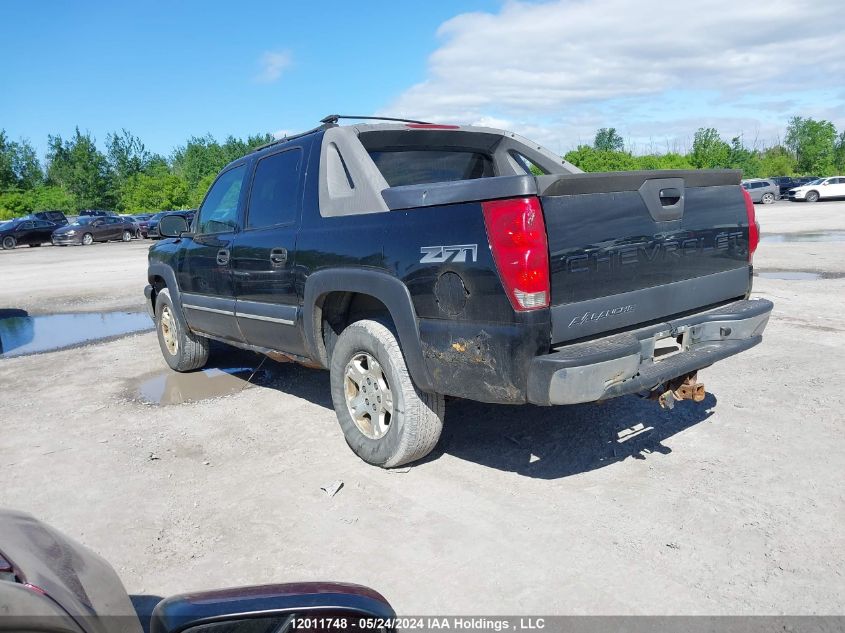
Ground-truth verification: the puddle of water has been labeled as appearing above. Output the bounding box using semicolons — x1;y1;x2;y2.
756;271;822;281
0;312;153;358
760;231;845;244
135;367;272;405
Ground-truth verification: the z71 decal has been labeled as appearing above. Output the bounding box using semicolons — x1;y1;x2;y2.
420;244;478;264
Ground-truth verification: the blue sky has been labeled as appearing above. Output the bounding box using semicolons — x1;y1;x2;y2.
3;0;844;158
0;0;499;156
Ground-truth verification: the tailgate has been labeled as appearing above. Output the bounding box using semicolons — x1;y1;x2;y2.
537;170;752;344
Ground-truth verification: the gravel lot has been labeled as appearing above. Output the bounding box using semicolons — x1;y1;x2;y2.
1;201;843;616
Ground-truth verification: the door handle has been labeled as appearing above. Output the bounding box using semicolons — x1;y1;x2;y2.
217;248;230;266
270;247;288;266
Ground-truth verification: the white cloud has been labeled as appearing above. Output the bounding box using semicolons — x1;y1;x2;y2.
381;0;845;149
255;50;292;84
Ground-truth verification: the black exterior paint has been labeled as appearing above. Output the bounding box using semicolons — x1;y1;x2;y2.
0;219;57;247
147;127;759;404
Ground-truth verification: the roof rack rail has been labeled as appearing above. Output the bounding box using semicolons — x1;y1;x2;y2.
320;114;432;125
251;114;436;154
251;123;327;154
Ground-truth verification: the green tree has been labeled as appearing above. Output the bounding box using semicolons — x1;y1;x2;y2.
633;153;694;170
0;131;44;190
564;146;638;172
726;136;763;178
759;145;796;177
784;116;836;175
46;128;113;211
106;129;151;187
118;162;190;213
593;128;624;152
690;128;731;169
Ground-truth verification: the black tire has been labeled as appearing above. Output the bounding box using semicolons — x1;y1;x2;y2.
122;230;132;242
2;236;16;250
761;192;775;204
81;233;94;245
329;319;444;468
155;288;209;372
805;190;819;203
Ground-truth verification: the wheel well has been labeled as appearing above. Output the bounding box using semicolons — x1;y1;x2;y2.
316;292;394;364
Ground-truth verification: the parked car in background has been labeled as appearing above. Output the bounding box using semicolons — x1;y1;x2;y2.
147;209;195;239
52;215;137;245
741;178;779;204
0;218;58;249
0;508;395;633
78;209;112;217
770;176;819;196
30;210;69;226
787;176;845;202
132;213;155;238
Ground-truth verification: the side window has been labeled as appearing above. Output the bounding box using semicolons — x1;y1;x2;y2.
197;165;247;234
20;221;34;230
246;149;303;229
35;220;51;227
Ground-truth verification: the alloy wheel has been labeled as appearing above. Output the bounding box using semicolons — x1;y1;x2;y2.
344;352;394;439
160;305;179;355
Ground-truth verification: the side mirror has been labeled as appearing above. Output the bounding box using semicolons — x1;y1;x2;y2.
159;214;190;238
150;583;395;633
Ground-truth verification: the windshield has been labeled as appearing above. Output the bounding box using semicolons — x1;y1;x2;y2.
0;220;17;231
71;217;96;225
805;178;825;185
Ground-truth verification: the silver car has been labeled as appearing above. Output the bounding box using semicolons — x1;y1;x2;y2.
741;178;779;204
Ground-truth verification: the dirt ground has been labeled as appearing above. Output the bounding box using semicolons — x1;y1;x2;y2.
1;201;843;616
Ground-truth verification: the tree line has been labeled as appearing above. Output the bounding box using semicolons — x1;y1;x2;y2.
1;116;844;221
0;128;272;220
565;117;845;176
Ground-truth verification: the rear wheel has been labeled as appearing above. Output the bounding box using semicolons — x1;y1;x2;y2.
155;288;209;371
329;319;444;468
805;190;820;203
122;230;132;242
2;236;16;250
81;233;94;245
761;192;775;204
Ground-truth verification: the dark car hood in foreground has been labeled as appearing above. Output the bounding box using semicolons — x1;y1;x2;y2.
0;508;142;633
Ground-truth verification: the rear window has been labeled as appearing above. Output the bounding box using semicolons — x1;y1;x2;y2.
369;149;495;187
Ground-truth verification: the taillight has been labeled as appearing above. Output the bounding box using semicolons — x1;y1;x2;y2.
481;196;550;311
742;188;760;261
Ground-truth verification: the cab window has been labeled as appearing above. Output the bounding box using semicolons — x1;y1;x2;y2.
197;165;247;234
246;149;303;229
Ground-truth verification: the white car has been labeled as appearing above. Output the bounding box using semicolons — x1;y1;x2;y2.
787;176;845;202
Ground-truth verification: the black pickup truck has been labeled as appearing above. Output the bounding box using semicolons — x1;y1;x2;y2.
144;116;772;468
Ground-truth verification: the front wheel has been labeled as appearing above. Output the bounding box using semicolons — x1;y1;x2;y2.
122;230;132;242
329;319;445;468
2;236;16;250
155;288;209;371
761;192;775;204
81;233;94;245
805;190;820;203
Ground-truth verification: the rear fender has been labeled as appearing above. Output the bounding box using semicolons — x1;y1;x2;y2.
303;268;434;392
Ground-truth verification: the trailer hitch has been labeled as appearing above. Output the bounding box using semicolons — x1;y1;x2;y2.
649;372;706;410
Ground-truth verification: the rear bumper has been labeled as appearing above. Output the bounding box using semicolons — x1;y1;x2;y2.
527;298;773;405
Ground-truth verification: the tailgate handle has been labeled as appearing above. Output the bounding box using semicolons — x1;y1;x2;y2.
659;188;682;206
639;178;685;222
